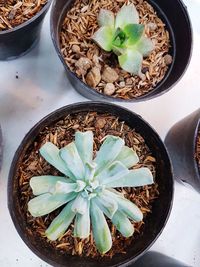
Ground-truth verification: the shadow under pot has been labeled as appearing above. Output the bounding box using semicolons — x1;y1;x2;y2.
8;102;173;266
51;0;192;102
0;0;52;60
165;109;200;193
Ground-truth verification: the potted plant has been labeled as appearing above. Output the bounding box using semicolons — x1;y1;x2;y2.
165;109;200;193
8;102;173;266
0;0;52;60
51;0;192;102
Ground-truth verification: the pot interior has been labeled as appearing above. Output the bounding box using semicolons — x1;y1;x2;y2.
8;102;173;267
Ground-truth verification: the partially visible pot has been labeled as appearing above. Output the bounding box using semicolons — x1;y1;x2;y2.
50;0;192;102
0;125;2;171
165;109;200;192
132;252;192;267
8;102;173;267
0;0;52;60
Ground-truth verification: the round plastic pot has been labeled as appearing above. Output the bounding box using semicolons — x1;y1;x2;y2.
0;1;52;60
165;109;200;193
132;252;192;267
0;125;2;171
8;102;174;267
50;0;192;102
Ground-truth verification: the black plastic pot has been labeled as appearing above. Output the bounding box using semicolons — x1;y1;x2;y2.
0;1;52;60
50;0;192;102
8;102;173;267
0;125;2;172
165;109;200;193
132;252;192;267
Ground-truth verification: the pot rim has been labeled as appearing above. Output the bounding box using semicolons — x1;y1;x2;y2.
8;101;174;266
0;0;52;35
50;0;192;102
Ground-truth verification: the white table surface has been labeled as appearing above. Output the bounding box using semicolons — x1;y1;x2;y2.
0;0;200;266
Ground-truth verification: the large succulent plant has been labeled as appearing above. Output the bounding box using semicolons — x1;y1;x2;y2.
28;131;154;254
92;4;154;75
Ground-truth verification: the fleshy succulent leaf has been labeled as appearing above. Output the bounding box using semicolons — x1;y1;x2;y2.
105;189;143;222
115;4;139;29
115;146;139;168
118;49;143;75
96;161;129;185
124;24;145;45
40;142;75;180
45;201;75;241
94;135;124;174
98;9;115;28
75;131;93;164
60;143;85;180
85;162;97;182
105;167;154;188
71;194;89;215
30;176;69;196
94;192;118;218
74;201;90;238
90;200;112;254
111;210;134;237
92;26;114;52
55;180;86;194
28;192;77;217
135;36;154;57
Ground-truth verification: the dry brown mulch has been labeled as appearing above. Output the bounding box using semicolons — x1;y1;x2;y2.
60;0;172;100
0;0;47;31
17;112;159;258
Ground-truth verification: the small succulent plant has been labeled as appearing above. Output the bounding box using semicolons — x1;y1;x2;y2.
28;131;154;254
92;4;154;75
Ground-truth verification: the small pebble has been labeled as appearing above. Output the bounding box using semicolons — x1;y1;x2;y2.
102;67;119;83
147;22;157;31
126;78;133;85
119;81;125;87
95;118;106;129
86;67;101;87
72;44;80;53
164;54;173;65
75;57;92;75
104;83;115;96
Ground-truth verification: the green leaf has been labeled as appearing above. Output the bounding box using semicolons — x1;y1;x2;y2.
40;142;75;180
94;135;124;175
74;201;90;238
85;162;97;182
124;24;144;45
115;4;139;30
45;201;75;241
75;131;93;164
118;49;143;75
92;26;114;52
105;189;143;222
111;210;134;237
71;194;88;215
54;180;86;194
135;36;154;57
28;192;77;217
30;176;69;196
90;200;112;254
60;143;85;180
105;167;154;188
115;146;139;168
94;192;118;218
98;9;115;28
96;161;129;185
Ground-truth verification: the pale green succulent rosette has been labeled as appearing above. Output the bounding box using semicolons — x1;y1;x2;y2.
28;131;154;254
92;4;154;75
